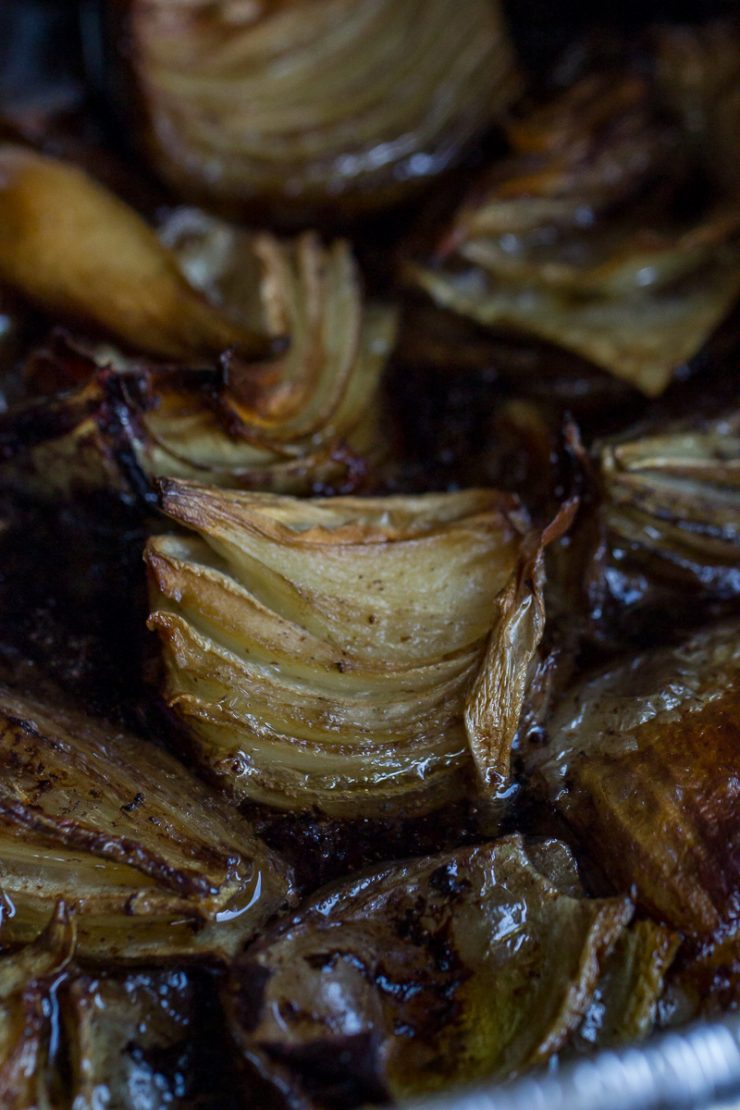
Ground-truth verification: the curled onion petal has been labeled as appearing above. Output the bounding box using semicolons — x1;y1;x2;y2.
409;73;740;397
0;146;272;360
0;220;396;500
528;619;740;945
145;479;537;816
224;835;632;1101
465;500;578;793
121;0;520;219
0;903;75;1110
0;682;294;961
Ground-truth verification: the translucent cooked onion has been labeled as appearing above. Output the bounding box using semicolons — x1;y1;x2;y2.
0;217;397;500
0;683;293;960
0;146;270;360
408;73;740;397
528;619;740;945
0;903;74;1109
121;0;520;218
145;479;546;816
224;834;633;1101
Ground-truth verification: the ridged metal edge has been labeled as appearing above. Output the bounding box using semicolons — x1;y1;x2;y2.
401;1015;740;1110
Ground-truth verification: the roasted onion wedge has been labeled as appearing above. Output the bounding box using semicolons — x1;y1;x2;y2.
409;74;740;397
0;219;396;501
0;684;293;961
224;834;632;1103
0;903;74;1110
145;480;545;816
117;0;520;220
528;620;740;946
0;146;271;360
591;410;740;634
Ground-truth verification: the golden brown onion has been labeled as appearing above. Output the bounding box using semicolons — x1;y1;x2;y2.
528;620;740;944
0;218;396;500
409;74;740;396
121;0;520;219
145;479;544;816
0;903;74;1110
0;683;293;961
224;834;632;1103
0;146;271;360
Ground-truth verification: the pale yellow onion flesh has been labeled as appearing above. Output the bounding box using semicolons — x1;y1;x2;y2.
0;146;270;360
411;253;740;398
128;0;520;214
225;835;633;1101
0;684;293;961
146;480;536;815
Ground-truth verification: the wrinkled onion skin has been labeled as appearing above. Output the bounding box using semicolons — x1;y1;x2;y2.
120;0;520;221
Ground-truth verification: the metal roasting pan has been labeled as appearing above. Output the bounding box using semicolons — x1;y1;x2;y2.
0;4;737;1109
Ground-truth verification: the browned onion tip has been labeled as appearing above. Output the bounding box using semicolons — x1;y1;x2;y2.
0;902;75;1108
0;215;397;501
528;619;740;950
0;145;273;359
0;682;294;961
223;835;636;1101
144;479;557;816
120;0;520;219
408;72;740;397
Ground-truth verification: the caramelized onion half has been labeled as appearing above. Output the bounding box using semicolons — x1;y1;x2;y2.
145;479;544;816
122;0;520;219
0;683;293;960
224;834;633;1102
409;74;740;396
